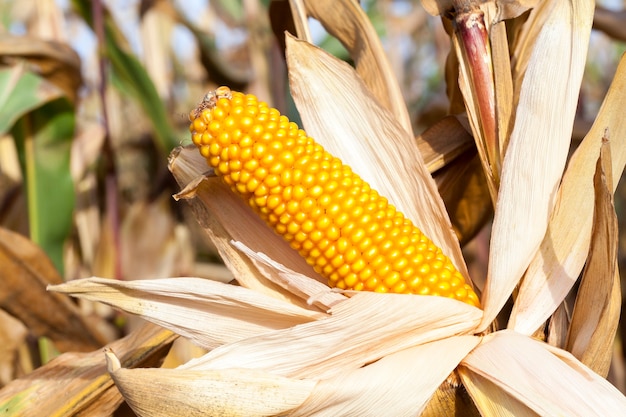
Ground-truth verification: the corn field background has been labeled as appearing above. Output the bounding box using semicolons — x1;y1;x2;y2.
1;0;626;415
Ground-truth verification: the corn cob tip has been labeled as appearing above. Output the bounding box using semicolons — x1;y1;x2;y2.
189;87;480;308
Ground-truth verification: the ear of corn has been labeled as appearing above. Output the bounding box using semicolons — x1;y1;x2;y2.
189;86;480;307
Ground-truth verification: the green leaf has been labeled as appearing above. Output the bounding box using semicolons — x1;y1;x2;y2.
11;97;75;276
0;66;64;135
105;39;179;152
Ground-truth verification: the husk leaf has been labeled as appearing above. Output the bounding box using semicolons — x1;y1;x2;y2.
169;146;323;309
105;349;316;417
459;366;539;417
461;330;626;416
481;0;594;328
285;34;470;281
180;293;481;380
49;277;324;350
231;241;347;310
508;53;626;334
295;0;413;134
290;336;480;417
565;140;621;377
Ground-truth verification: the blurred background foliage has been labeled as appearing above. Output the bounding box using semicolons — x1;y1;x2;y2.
0;0;625;400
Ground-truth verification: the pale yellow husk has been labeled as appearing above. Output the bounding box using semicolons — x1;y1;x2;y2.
50;277;324;350
460;331;626;416
508;53;626;334
480;0;594;328
105;349;316;417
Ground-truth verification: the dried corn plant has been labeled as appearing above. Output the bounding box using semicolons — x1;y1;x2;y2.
1;0;626;415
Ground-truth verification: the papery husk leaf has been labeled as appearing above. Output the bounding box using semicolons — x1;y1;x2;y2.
231;241;347;310
49;277;324;351
546;302;569;349
481;0;593;329
169;146;323;309
286;34;470;281
509;0;555;100
460;330;626;416
290;336;480;416
565;141;621;377
0;323;174;417
508;54;626;334
490;20;514;159
105;349;315;417
181;293;481;380
301;0;413;134
458;367;539;417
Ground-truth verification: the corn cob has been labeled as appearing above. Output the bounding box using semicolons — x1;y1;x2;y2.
189;86;480;307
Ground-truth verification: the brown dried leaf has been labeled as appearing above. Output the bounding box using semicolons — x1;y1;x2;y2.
0;323;175;416
0;310;28;386
0;35;81;104
565;140;621;377
0;227;107;352
593;6;626;42
417;115;474;173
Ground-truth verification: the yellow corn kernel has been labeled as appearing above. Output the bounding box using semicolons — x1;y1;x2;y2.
189;86;480;307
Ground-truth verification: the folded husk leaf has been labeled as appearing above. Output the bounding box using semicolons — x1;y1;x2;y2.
481;0;594;328
0;323;175;416
565;141;621;377
509;53;626;334
180;293;481;380
169;146;323;309
290;336;480;416
105;349;316;417
231;241;347;310
460;330;626;416
285;34;470;281
459;367;538;417
508;0;557;98
49;277;324;350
